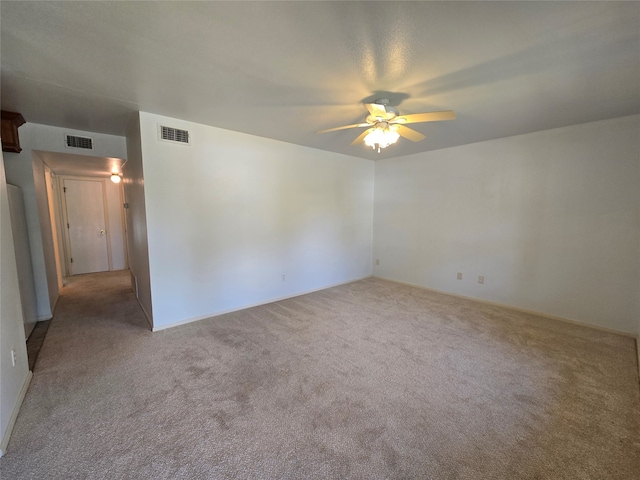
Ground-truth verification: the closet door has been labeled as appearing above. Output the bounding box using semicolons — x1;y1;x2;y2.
63;179;110;275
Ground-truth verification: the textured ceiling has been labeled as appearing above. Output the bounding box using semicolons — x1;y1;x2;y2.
2;1;639;161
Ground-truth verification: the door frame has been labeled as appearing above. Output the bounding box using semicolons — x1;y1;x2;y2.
116;174;130;271
58;175;113;276
44;166;65;289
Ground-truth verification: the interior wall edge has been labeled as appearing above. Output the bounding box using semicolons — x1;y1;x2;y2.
135;294;153;331
0;371;32;458
374;275;638;338
382;113;640;163
152;274;373;333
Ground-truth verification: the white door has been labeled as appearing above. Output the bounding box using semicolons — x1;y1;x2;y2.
64;179;109;275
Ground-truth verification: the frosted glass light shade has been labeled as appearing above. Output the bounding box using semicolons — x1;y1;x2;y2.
364;128;400;151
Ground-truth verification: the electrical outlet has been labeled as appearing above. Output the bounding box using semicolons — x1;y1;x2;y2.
282;274;285;281
478;275;484;284
11;349;17;367
376;259;380;266
457;272;462;280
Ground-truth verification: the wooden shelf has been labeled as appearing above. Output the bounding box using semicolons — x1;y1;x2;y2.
1;111;26;153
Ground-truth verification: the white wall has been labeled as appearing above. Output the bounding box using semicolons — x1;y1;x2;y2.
138;112;374;329
6;184;38;337
374;115;640;334
0;152;31;456
124;114;153;324
3;124;127;320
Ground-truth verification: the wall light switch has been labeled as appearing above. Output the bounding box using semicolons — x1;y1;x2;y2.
478;276;484;284
376;259;380;266
457;272;462;280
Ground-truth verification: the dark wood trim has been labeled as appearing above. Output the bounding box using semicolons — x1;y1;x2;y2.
1;111;26;153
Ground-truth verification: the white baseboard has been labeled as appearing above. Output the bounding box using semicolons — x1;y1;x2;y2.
636;341;640;385
0;371;32;457
152;275;372;332
50;292;60;313
373;276;637;339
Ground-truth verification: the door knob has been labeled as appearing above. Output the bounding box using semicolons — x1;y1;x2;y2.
100;229;105;235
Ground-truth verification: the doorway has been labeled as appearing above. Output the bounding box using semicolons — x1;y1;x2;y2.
59;176;127;276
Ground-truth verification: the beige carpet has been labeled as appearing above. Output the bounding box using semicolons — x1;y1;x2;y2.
1;271;639;479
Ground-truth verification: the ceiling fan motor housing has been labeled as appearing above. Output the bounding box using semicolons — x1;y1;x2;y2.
367;99;398;123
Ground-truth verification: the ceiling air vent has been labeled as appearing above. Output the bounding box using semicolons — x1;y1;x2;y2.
159;125;190;145
65;134;94;150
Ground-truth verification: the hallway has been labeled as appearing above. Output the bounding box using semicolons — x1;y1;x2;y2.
0;270;152;477
24;271;150;373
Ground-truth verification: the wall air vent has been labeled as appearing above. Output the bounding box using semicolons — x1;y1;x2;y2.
159;125;190;145
65;134;94;150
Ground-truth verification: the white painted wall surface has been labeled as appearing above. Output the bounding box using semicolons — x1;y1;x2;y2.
374;115;640;334
6;185;38;337
138;112;374;329
0;152;31;456
4;148;50;319
123;115;153;324
3;124;127;320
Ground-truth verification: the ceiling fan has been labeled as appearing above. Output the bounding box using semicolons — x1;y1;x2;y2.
317;99;456;153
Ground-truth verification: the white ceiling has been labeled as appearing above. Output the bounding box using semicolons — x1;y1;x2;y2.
2;1;639;161
33;150;127;179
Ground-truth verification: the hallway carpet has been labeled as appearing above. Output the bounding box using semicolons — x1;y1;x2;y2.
1;271;639;479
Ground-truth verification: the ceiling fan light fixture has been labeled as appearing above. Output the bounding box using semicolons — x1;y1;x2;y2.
364;126;400;152
316;100;455;153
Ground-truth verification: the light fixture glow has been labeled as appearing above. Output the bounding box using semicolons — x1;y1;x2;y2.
110;173;122;184
364;124;400;153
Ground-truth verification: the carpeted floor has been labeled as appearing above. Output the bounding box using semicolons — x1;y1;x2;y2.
1;271;639;479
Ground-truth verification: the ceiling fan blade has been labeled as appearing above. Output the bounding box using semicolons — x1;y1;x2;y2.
316;123;370;134
365;103;388;117
394;110;456;124
396;125;426;142
351;128;374;146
